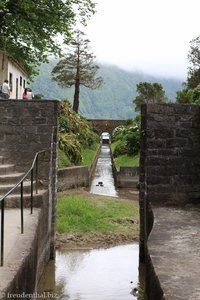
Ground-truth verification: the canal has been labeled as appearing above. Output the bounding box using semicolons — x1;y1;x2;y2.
37;144;139;299
89;145;118;197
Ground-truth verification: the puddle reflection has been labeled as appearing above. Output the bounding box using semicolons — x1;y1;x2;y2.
37;244;139;300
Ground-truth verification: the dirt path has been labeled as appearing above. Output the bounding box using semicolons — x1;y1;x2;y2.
56;187;139;250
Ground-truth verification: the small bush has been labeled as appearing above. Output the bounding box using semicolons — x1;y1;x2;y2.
113;140;127;157
112;116;140;158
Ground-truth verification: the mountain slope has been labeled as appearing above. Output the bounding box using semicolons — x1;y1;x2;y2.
30;61;183;119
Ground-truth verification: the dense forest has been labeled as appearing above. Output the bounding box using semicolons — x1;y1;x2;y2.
30;60;182;119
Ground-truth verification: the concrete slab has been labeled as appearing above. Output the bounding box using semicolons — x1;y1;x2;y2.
148;207;200;300
117;175;139;188
0;208;40;292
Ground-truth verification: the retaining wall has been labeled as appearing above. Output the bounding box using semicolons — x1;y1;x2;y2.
140;103;200;299
0;100;59;295
118;166;139;177
57;147;100;191
57;166;89;191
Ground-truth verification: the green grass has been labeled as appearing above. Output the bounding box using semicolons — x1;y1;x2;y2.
58;148;72;169
114;153;139;171
56;195;139;234
58;144;99;169
111;142;140;170
80;144;99;166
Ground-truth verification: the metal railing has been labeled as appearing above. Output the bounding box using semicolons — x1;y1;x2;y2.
0;149;49;266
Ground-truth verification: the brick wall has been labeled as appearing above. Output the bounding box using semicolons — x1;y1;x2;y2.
0;100;58;171
140;103;200;207
139;103;200;298
0;100;59;291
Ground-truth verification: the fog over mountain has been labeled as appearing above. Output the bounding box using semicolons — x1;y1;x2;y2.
31;61;183;119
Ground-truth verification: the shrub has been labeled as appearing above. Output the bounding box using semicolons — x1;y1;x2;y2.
125;127;140;155
112;116;141;157
113;140;127;157
58;100;99;165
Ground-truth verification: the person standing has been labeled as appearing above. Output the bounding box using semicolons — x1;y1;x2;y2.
1;80;10;99
27;88;34;100
22;88;29;99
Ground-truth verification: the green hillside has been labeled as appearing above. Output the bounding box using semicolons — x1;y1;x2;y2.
30;60;183;119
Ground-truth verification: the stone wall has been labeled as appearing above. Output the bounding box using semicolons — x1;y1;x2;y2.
0;100;59;293
139;103;200;299
0;100;58;171
140;103;200;207
88;119;127;135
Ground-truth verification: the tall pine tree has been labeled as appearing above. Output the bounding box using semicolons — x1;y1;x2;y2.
51;30;103;113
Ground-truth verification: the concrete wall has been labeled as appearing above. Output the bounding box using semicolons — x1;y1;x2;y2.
57;166;89;191
139;103;200;299
0;100;59;295
57;147;100;191
1;192;51;298
112;165;139;188
118;166;139;177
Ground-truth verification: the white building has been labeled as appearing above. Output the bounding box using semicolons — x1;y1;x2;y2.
0;50;28;99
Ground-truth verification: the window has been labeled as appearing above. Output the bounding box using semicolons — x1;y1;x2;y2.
20;76;22;86
16;78;18;99
9;73;13;91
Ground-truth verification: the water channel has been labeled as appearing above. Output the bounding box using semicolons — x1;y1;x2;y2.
89;145;118;197
37;144;139;300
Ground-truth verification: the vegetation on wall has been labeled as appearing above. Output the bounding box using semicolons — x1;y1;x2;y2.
58;100;99;168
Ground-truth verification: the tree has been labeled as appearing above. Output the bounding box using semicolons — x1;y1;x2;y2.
176;89;193;104
51;30;103;113
0;0;95;76
133;82;167;111
187;68;200;89
176;85;200;104
176;36;200;103
187;36;200;89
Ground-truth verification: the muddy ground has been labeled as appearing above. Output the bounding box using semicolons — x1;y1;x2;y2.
56;187;139;250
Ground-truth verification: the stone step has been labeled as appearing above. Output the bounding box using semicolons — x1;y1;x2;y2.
1;189;47;208
0;156;4;164
0;180;36;194
0;164;15;175
0;172;24;184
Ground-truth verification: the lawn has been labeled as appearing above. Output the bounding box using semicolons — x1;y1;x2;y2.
56;194;139;234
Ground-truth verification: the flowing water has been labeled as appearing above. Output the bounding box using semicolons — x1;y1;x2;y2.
89;145;118;197
37;144;140;299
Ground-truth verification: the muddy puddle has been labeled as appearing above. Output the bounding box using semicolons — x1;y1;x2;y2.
36;144;141;299
37;243;139;300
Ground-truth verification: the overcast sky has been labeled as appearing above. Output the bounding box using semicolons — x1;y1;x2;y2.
85;0;200;79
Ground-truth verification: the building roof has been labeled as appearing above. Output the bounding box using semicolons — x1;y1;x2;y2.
0;50;28;76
